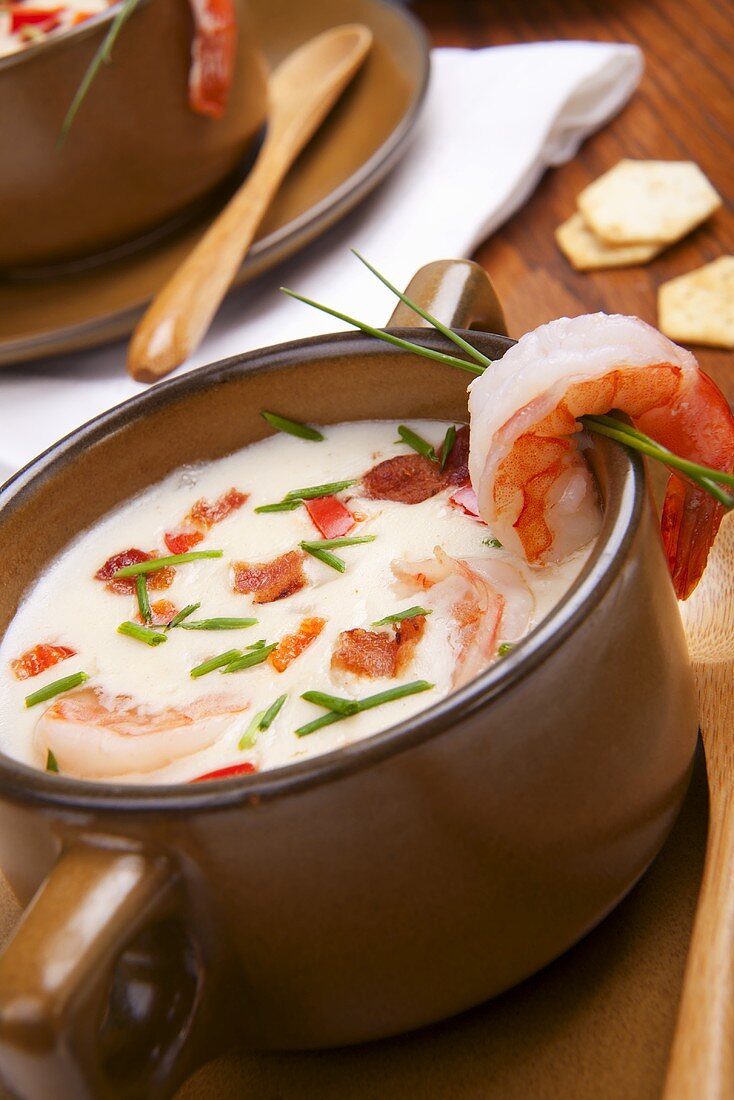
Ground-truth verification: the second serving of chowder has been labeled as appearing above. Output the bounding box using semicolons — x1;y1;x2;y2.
0;420;596;784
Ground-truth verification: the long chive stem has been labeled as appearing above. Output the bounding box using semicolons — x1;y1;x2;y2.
117;621;167;646
181;618;259;631
295;680;433;737
281;288;484;376
300;544;346;572
135;575;152;624
166;603;201;628
59;0;142;141
284;480;357;501
398;425;438;463
114;550;223;578
582;416;734;506
25;671;90;708
300;536;376;550
221;644;277;673
351;251;493;368
261;411;324;441
372;606;432;626
190;649;243;679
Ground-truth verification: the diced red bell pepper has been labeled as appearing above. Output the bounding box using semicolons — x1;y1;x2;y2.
11;643;76;681
305;495;355;539
190;761;257;782
10;7;61;32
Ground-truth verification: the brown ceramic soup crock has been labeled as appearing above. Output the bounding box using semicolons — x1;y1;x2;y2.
0;0;268;271
0;261;697;1100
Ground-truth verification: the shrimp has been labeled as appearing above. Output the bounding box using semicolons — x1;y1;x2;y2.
393;547;507;686
468;313;734;599
34;688;247;780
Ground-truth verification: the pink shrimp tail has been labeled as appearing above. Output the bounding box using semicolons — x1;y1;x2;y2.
640;370;734;600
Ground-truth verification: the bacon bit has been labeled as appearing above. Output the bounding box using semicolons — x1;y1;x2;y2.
363;426;471;505
190;761;257;783
164;529;204;555
95;549;175;594
331;616;426;679
187;0;237;119
304;496;355;539
191;488;248;528
233;550;307;604
441;425;470;485
135;600;178;627
362;454;446;504
269;617;326;673
165;488;248;554
11;643;76;682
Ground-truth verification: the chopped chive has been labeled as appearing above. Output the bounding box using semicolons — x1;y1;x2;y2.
45;749;60;773
113;550;223;578
166;602;201;628
261;411;324;442
25;671;89;709
482;537;502;549
190;648;243;679
239;710;265;750
259;694;288;730
398;425;438;464
254;500;304;514
135;574;152;624
372;606;432;626
300;536;376;550
284;479;357;501
301;690;360;715
118;621;168;646
221;644;277;673
295;680;433;737
439;425;457;470
294;710;346;737
300;544;346;572
351;251;493;368
281;288;485;376
181;618;259;631
246;639;267;650
498;643;515;657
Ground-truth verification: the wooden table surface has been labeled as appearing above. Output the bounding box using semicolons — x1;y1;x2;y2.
414;0;733;395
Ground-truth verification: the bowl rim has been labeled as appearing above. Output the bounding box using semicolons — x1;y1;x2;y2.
0;328;645;814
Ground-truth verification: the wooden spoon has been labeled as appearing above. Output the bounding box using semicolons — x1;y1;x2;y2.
664;509;734;1099
127;23;373;383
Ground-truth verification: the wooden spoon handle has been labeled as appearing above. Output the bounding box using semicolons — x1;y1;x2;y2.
127;146;284;383
664;791;734;1099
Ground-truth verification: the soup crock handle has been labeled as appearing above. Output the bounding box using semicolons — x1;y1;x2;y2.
0;840;214;1100
387;258;508;335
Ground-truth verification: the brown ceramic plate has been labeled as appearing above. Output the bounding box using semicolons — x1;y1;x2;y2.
0;0;428;367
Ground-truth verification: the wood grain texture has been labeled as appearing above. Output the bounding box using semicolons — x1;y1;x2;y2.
665;512;734;1098
414;0;733;397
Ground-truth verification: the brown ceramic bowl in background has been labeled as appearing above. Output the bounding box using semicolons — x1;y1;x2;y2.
0;0;268;271
0;261;698;1100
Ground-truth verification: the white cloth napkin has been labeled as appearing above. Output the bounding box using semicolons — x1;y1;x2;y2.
0;41;642;481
